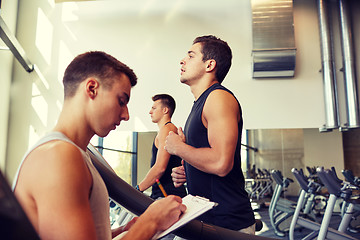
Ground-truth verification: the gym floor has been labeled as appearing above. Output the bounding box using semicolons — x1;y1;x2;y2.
254;202;360;239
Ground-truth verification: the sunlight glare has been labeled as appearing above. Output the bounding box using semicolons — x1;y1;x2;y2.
58;41;73;83
164;0;184;23
134;117;149;132
33;64;49;90
61;2;79;22
35;8;53;64
28;125;41;148
31;83;49;127
139;0;157;16
47;0;55;8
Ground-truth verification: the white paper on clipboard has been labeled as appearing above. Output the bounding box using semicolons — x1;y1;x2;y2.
153;194;217;239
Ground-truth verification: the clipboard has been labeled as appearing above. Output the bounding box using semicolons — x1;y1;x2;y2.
153;194;217;239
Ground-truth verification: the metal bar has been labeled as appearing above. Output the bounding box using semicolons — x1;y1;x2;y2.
339;0;359;128
131;132;138;187
97;137;104;155
241;143;258;152
317;0;339;130
93;145;136;155
0;16;33;72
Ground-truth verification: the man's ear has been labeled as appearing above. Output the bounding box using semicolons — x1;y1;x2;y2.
163;106;169;115
205;59;216;72
86;78;99;99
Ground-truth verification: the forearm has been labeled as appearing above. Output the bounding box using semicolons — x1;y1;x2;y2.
165;127;235;177
174;142;233;177
139;167;165;191
112;226;125;239
120;196;186;239
120;217;158;240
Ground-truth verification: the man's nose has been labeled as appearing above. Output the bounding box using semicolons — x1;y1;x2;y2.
121;106;130;121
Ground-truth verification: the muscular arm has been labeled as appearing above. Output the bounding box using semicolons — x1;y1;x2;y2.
14;141;97;240
15;141;186;240
138;125;174;191
166;90;240;177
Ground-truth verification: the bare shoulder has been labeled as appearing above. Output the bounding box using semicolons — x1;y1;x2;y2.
14;140;95;238
26;140;87;174
158;122;177;139
208;89;238;105
16;140;92;196
205;89;240;115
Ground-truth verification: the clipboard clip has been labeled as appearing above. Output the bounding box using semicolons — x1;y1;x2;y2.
192;195;219;206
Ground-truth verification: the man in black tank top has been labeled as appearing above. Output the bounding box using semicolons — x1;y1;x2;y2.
137;94;187;199
165;36;256;234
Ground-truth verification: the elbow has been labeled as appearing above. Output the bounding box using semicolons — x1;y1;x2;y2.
157;166;166;176
217;169;231;177
216;161;233;177
151;165;166;179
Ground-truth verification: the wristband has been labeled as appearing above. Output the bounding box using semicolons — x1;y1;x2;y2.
135;185;143;192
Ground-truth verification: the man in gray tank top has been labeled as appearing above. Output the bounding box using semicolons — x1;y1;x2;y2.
12;51;186;240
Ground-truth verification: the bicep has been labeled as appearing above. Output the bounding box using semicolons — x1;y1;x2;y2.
33;145;97;239
37;194;96;240
154;131;171;170
205;92;239;163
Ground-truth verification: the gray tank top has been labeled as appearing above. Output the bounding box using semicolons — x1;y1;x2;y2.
12;132;112;240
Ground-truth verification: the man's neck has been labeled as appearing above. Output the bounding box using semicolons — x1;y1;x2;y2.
157;117;171;129
53;102;93;151
190;79;218;100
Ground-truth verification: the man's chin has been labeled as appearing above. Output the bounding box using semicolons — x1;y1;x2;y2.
97;130;112;138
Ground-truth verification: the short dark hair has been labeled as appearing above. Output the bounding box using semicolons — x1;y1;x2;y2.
152;94;176;117
193;35;232;83
63;51;137;98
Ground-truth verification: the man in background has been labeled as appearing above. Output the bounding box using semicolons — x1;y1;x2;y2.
137;94;187;199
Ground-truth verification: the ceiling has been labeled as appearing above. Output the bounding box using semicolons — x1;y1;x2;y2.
52;0;242;21
55;0;97;2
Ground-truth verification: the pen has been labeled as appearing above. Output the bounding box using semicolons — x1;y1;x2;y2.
156;179;168;197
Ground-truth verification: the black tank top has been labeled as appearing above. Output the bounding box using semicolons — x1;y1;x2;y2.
183;83;255;230
150;141;187;199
